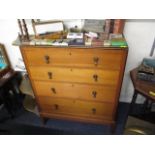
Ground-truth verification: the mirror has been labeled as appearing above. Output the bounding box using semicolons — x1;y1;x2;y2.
0;43;11;77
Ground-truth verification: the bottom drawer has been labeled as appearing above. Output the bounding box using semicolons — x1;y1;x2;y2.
38;97;114;120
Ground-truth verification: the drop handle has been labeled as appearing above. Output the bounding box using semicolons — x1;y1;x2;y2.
54;104;59;110
93;74;98;82
92;91;97;98
51;88;56;94
92;108;96;114
44;55;50;64
93;57;99;65
48;72;52;79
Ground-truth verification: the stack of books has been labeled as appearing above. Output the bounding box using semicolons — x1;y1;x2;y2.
111;38;127;47
68;39;84;46
104;19;125;34
137;63;155;82
113;19;125;34
67;33;83;39
67;32;84;46
91;38;104;46
90;32;110;47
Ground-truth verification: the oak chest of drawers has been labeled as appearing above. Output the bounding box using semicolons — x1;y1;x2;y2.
20;46;128;128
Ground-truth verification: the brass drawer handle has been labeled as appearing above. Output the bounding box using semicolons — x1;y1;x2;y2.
54;104;59;110
92;108;96;114
51;88;56;94
93;57;99;65
48;72;52;79
92;91;97;98
93;74;98;82
44;55;50;64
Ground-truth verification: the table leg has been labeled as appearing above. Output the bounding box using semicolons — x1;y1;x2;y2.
143;99;153;113
143;99;149;113
130;90;138;114
148;100;153;111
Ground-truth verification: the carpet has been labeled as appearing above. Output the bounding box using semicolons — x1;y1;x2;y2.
124;116;155;134
0;102;129;135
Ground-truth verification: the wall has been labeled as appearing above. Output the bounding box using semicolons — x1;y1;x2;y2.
0;19;155;102
120;20;155;102
0;20;21;68
0;19;84;68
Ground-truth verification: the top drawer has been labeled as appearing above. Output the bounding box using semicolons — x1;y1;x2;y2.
22;47;124;70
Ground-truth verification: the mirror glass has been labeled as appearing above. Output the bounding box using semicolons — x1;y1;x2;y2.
0;44;9;72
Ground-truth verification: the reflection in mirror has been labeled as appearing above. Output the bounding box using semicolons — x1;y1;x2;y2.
0;44;10;73
0;49;7;70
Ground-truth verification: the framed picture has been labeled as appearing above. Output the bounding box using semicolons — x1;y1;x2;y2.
31;19;64;38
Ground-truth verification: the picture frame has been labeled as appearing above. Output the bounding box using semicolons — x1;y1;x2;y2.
31;19;65;39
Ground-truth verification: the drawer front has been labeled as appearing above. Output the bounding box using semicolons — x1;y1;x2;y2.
22;47;123;69
34;81;116;103
29;66;119;86
38;97;114;120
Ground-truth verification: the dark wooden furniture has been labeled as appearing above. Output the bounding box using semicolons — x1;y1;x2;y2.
17;45;128;132
0;43;22;117
130;68;155;113
0;70;23;117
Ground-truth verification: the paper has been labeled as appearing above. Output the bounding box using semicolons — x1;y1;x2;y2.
67;33;83;39
35;22;64;34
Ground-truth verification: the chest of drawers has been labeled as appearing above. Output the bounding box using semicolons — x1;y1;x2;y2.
20;46;128;128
